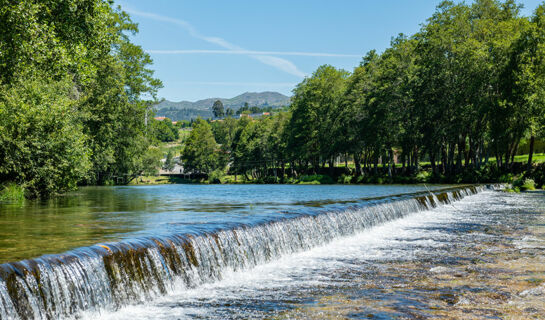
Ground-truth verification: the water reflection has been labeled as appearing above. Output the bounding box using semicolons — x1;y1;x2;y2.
0;184;447;263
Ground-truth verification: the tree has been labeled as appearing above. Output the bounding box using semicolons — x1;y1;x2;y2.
287;65;349;171
163;150;176;171
507;4;545;169
0;0;163;194
153;118;179;142
0;78;90;198
212;100;224;118
182;119;221;174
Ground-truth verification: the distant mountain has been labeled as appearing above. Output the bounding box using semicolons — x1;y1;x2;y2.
154;91;291;121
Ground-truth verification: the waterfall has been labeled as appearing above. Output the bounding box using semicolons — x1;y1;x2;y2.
0;185;489;319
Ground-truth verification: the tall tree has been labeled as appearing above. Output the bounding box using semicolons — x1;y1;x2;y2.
287;65;349;171
182;119;221;174
212;100;225;118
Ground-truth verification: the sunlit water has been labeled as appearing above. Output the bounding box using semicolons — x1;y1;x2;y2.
0;184;447;263
84;188;543;320
1;184;533;319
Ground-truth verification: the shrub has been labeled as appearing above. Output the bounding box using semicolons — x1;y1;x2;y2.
0;183;25;202
415;170;431;183
208;169;225;184
338;174;353;184
298;180;321;185
298;174;334;184
513;177;535;191
0;78;91;198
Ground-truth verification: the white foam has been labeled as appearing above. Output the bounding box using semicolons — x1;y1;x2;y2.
90;192;491;320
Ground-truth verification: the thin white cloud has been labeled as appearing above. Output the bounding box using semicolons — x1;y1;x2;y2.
147;49;361;58
173;81;297;87
124;8;307;78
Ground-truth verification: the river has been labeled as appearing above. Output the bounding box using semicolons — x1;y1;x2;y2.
1;184;543;319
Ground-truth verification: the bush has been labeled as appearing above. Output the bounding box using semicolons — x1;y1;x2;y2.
527;163;545;189
0;78;91;198
298;180;321;185
415;170;431;183
298;174;334;184
498;173;515;183
0;183;25;202
513;177;535;191
208;169;225;184
338;174;353;184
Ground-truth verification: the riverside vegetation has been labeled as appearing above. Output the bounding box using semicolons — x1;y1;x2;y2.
2;0;545;200
179;0;545;188
0;0;164;200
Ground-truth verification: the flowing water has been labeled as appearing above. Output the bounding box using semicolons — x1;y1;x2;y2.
1;184;535;319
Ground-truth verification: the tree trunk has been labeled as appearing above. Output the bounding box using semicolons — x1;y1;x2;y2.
528;135;535;170
441;145;447;174
413;146;419;172
388;149;393;178
354;153;361;176
430;151;436;175
456;139;463;173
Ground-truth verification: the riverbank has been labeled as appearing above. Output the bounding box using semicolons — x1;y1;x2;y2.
126;162;545;192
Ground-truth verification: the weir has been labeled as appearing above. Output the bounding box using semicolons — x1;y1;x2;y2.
0;185;490;319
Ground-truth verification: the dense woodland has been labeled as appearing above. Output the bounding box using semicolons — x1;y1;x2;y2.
0;0;163;198
1;0;545;199
183;0;545;185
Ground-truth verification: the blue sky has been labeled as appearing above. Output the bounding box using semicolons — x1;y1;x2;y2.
117;0;543;102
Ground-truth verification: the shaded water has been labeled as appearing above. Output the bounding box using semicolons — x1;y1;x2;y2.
0;184;485;319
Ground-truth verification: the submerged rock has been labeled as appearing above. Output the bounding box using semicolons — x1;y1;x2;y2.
519;285;545;297
429;266;452;273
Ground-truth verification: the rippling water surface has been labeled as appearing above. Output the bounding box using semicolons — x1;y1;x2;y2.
84;189;545;320
0;184;446;262
3;185;541;320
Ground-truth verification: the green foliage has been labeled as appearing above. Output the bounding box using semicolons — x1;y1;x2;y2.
415;171;431;183
236;104;275;115
208;169;226;184
287;65;349;169
153;118;179;142
298;175;334;185
0;78;91;198
338;174;353;184
0;0;162;197
163;150;176;171
0;183;25;203
140;147;163;176
212;100;224;118
182;119;222;174
3;0;545;193
513;177;536;191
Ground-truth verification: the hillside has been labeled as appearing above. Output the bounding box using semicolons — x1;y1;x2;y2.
154;91;291;120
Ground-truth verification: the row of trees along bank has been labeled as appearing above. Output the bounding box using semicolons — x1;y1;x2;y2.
0;0;163;198
182;0;545;185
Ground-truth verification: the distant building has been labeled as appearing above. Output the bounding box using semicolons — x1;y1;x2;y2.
154;116;167;121
235;112;272;120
